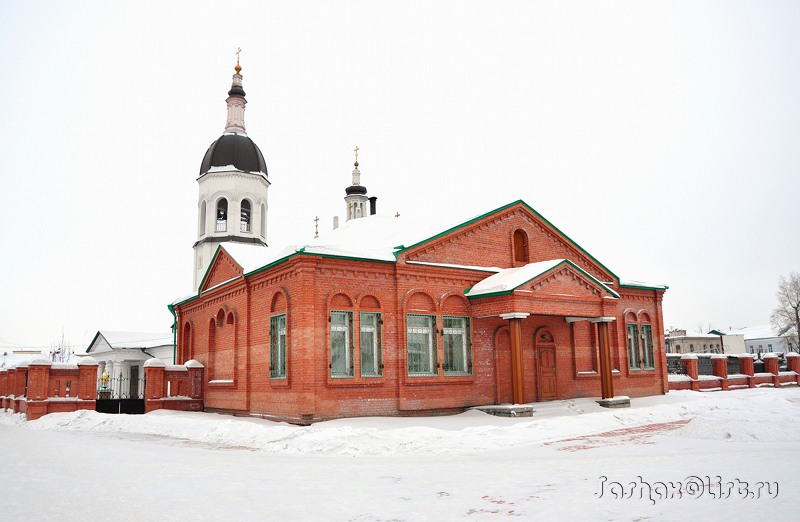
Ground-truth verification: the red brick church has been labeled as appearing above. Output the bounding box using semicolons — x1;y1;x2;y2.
170;62;668;423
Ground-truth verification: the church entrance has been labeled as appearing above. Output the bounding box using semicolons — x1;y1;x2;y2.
535;329;558;401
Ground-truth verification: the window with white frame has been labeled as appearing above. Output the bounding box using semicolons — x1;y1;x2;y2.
443;316;471;375
360;312;382;377
330;311;354;377
627;324;641;370
628;322;655;370
270;314;286;378
407;314;437;376
641;324;654;369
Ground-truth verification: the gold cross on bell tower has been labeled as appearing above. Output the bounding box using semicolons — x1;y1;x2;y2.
236;47;242;66
354;145;359;166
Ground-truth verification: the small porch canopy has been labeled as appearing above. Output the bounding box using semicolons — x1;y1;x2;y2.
465;259;620;404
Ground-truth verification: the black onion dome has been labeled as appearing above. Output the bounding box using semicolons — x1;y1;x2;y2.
345;184;367;195
228;84;245;97
199;134;267;176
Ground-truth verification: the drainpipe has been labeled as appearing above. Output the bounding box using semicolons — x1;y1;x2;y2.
168;304;177;365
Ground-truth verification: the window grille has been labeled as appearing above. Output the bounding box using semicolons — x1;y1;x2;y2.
360;312;382;377
627;324;641;370
443;316;471;375
330;311;354;377
407;314;437;376
270;314;286;378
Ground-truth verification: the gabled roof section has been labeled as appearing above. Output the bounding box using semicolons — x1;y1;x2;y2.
465;259;619;299
396;200;619;282
198;245;245;293
86;331;173;354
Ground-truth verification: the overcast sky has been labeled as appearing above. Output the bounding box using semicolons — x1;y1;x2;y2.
1;1;798;351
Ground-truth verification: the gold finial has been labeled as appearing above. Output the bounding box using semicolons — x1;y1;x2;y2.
354;145;359;167
235;47;242;73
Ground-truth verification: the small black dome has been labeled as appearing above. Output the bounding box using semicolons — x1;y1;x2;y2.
228;84;245;97
345;184;367;195
199;134;267;176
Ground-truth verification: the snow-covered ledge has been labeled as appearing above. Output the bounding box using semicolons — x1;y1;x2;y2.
144;358;166;368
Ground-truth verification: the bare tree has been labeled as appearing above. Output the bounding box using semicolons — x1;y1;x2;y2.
49;330;74;363
771;272;800;353
696;322;713;334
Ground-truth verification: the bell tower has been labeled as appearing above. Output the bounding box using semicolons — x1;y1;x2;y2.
193;54;269;290
344;145;372;221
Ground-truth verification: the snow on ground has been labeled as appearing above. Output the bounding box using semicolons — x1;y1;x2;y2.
1;388;797;520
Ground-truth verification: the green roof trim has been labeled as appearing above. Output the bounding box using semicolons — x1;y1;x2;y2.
394;200;619;280
243;249;395;278
167;304;177;364
196;244;223;293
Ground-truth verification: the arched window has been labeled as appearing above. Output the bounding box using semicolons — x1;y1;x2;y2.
240;199;251;233
330;293;354;378
513;229;528;263
260;203;266;238
199;201;207;236
216;198;228;232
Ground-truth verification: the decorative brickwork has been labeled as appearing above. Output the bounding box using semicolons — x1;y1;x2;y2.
173;202;668;423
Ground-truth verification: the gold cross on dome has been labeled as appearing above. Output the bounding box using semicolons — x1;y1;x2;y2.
236;47;242;66
354;145;359;164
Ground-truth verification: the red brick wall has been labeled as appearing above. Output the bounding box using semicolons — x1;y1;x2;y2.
174;207;667;422
399;204;616;283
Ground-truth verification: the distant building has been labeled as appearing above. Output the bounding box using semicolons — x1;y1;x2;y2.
720;325;795;355
665;329;745;354
82;331;174;399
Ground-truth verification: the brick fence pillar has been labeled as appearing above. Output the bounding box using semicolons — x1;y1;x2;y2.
711;355;729;391
77;357;99;411
0;370;8;409
26;358;52;420
762;354;780;387
144;359;166;413
13;365;28;401
738;356;755;388
185;359;205;399
786;353;800;384
681;354;699;391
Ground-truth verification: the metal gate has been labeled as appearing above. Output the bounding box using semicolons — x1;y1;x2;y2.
96;373;146;414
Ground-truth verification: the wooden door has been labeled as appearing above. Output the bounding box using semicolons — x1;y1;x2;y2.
536;330;558;400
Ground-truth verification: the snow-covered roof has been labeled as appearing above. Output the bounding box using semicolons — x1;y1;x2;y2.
211;214;439;276
619;279;669;290
179;200;665;306
1;352;46;370
465;259;619;299
732;325;785;341
86;331;173;353
666;331;721;339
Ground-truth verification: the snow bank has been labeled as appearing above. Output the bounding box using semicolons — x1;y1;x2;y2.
4;388;796;456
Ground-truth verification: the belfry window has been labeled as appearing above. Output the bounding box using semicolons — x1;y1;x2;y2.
216;198;228;232
240;199;251;233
